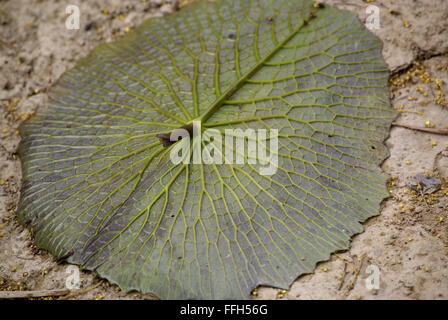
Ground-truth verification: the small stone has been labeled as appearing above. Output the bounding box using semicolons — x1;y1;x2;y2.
407;173;441;195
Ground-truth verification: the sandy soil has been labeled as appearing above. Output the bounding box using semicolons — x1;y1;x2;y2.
0;0;447;300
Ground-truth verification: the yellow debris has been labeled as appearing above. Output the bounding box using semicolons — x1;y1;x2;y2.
277;289;287;299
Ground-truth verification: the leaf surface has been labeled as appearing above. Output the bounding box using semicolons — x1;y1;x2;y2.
18;0;395;299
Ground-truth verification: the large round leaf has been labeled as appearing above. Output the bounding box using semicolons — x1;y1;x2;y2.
18;0;395;299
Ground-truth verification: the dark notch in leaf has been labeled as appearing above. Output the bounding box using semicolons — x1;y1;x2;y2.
156;123;194;147
156;133;173;147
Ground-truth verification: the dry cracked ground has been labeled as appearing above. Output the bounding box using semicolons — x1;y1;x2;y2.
0;0;447;300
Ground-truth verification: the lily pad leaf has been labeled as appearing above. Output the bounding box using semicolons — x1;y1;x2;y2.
18;0;395;299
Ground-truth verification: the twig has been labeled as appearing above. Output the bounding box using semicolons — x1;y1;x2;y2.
337;263;347;290
0;289;70;299
396;109;425;116
56;249;74;263
335;253;356;273
417;185;431;209
344;254;365;296
392;122;448;135
58;280;104;300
